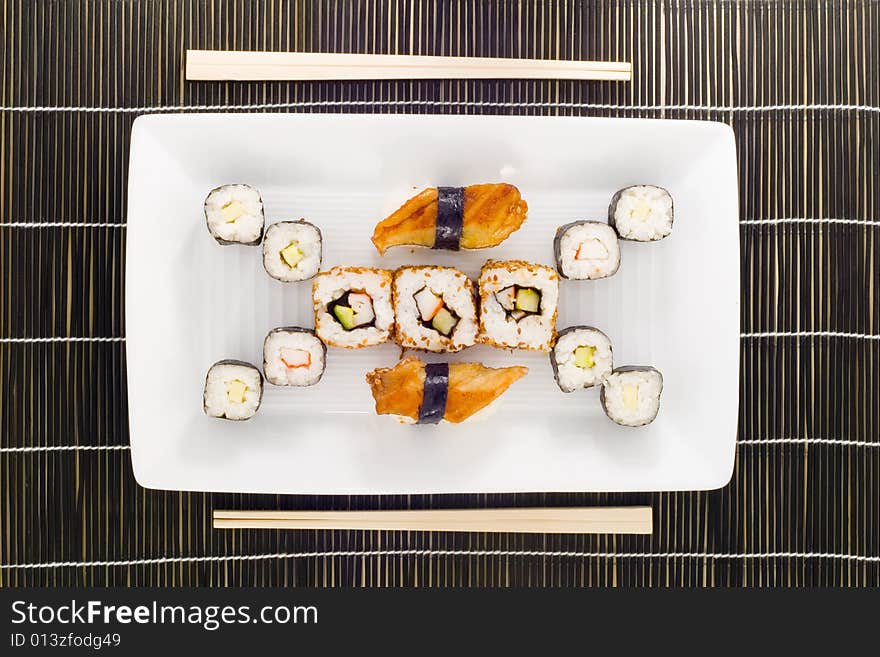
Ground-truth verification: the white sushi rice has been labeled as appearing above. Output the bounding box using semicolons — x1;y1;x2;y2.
478;260;559;352
263;329;326;386
313;267;394;348
263;221;322;282
556;221;621;279
610;185;674;241
552;327;613;392
203;361;263;420
204;184;264;244
601;368;663;427
393;266;477;352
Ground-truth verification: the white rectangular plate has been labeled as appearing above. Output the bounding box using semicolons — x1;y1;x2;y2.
127;113;739;494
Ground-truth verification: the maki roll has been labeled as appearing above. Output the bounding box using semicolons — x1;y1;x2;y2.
477;260;559;352
608;185;674;241
312;266;394;348
263;327;326;386
551;326;613;392
392;266;478;352
554;221;621;280
371;183;528;254
203;359;263;420
263;220;322;282
600;366;663;427
365;356;528;424
204;184;264;245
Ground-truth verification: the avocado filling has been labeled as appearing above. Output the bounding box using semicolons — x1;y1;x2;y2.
280;241;304;268
495;285;542;322
622;384;640;410
225;379;248;404
327;290;376;331
413;287;459;337
574;345;596;369
220;200;247;223
630;201;653;222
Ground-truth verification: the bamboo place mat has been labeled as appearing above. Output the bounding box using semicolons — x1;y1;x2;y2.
1;0;878;587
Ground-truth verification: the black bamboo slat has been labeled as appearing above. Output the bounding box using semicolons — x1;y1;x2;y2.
0;0;878;587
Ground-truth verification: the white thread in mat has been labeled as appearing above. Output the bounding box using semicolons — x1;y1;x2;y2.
5;332;879;344
740;217;878;226
1;101;878;114
0;438;880;453
1;218;876;230
0;336;125;343
0;445;130;453
1;549;877;570
0;222;126;228
738;439;879;448
4;438;876;454
741;331;880;340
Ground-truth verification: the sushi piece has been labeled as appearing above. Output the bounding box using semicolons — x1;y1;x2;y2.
608;185;674;241
204;184;264;245
477;259;559;352
554;221;621;280
365;356;528;424
600;366;664;427
263;220;322;282
263;327;326;386
312;266;394;348
551;326;613;392
392;266;477;352
203;359;263;420
371;183;528;255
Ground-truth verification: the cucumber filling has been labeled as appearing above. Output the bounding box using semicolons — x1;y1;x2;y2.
412;287;459;337
495;285;542;321
328;290;376;331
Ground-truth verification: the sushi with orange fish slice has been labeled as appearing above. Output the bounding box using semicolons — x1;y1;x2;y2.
371;183;528;255
365;356;528;424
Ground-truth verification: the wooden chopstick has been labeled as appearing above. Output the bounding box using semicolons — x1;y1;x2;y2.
213;507;652;534
186;50;632;82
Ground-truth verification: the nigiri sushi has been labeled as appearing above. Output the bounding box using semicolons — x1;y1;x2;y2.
365;356;528;424
371;183;528;255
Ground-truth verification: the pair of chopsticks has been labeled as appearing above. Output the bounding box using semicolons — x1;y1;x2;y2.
214;507;652;534
186;50;632;82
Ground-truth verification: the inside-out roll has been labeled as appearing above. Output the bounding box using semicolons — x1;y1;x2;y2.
392;266;477;352
477;259;559;352
312;267;394;348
